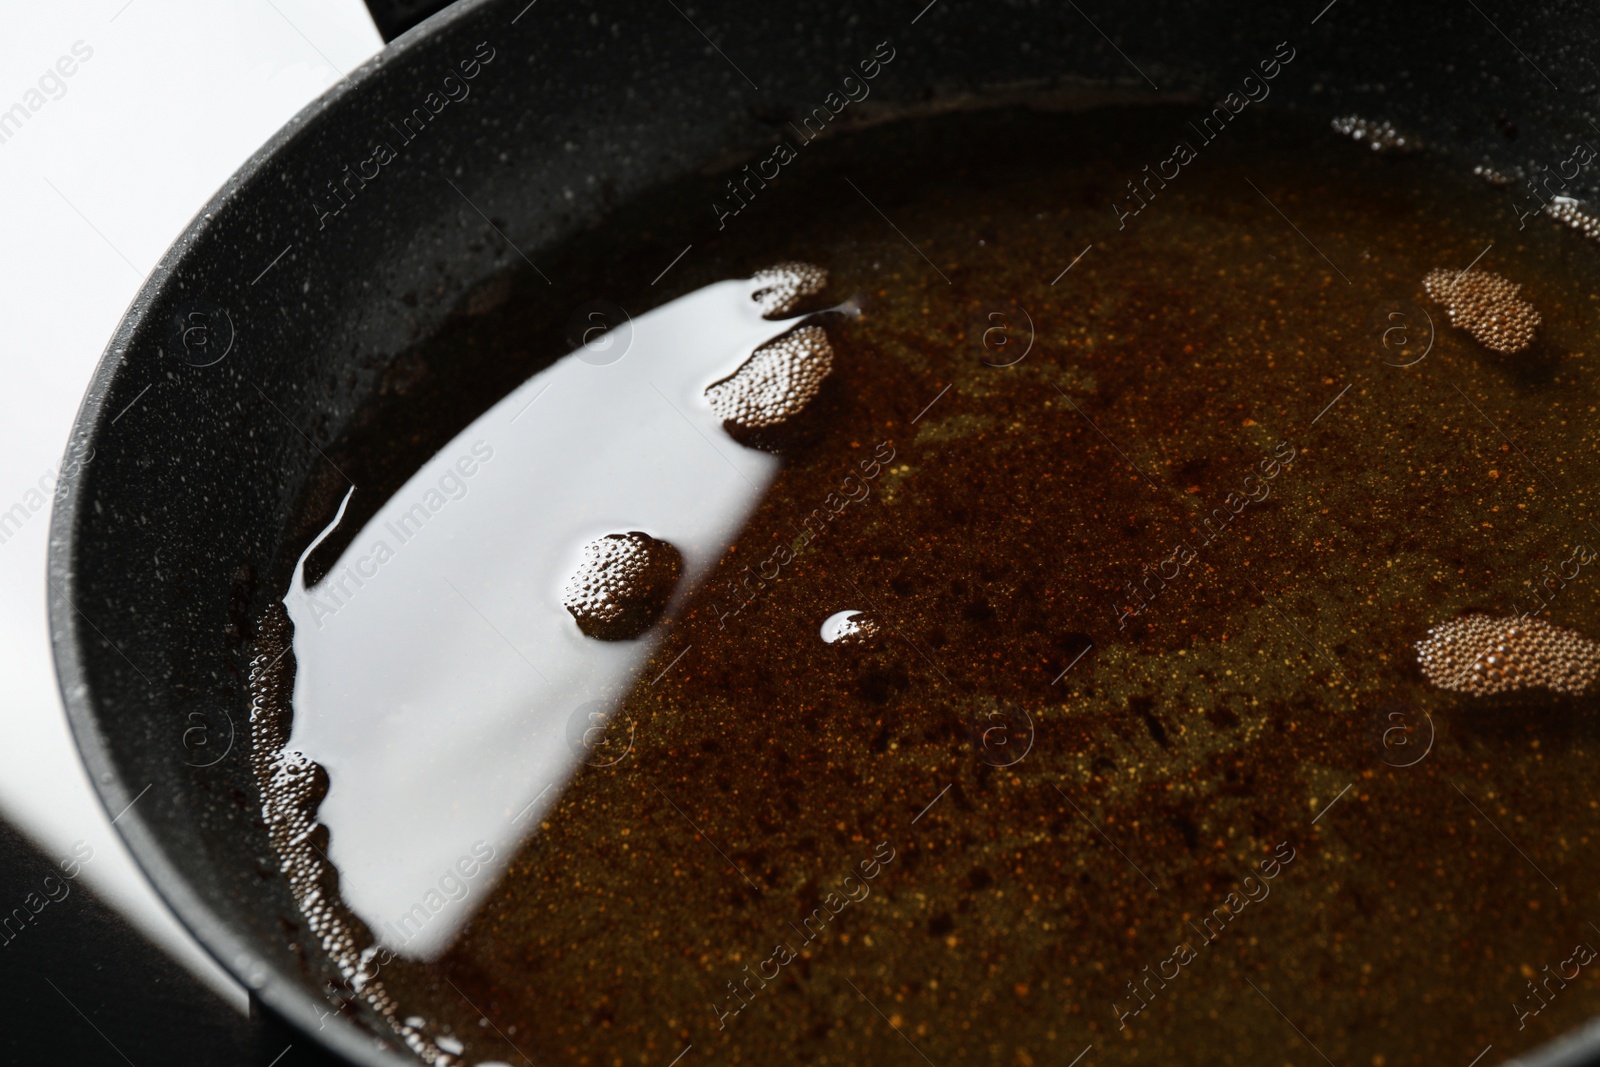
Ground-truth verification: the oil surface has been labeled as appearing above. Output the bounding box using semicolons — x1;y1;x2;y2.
254;104;1600;1067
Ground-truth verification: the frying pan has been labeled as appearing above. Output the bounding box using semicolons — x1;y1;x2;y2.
45;0;1600;1063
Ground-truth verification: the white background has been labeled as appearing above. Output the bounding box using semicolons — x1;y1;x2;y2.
0;0;385;1010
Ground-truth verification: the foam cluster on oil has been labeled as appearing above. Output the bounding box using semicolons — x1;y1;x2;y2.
1422;267;1542;354
705;324;835;431
1416;614;1600;696
562;531;684;641
252;105;1600;1066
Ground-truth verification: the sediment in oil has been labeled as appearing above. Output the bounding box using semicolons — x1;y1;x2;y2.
256;105;1600;1067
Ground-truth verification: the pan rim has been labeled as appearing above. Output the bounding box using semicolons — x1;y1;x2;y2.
45;0;497;1062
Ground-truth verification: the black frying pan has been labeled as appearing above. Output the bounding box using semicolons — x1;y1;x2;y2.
46;0;1600;1063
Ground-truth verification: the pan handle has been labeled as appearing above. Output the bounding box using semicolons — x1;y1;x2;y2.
362;0;457;41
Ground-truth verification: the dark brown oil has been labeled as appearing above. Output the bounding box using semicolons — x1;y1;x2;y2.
259;103;1600;1067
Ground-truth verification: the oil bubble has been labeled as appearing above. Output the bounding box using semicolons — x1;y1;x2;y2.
820;609;881;645
751;262;828;318
706;324;834;431
563;532;683;641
